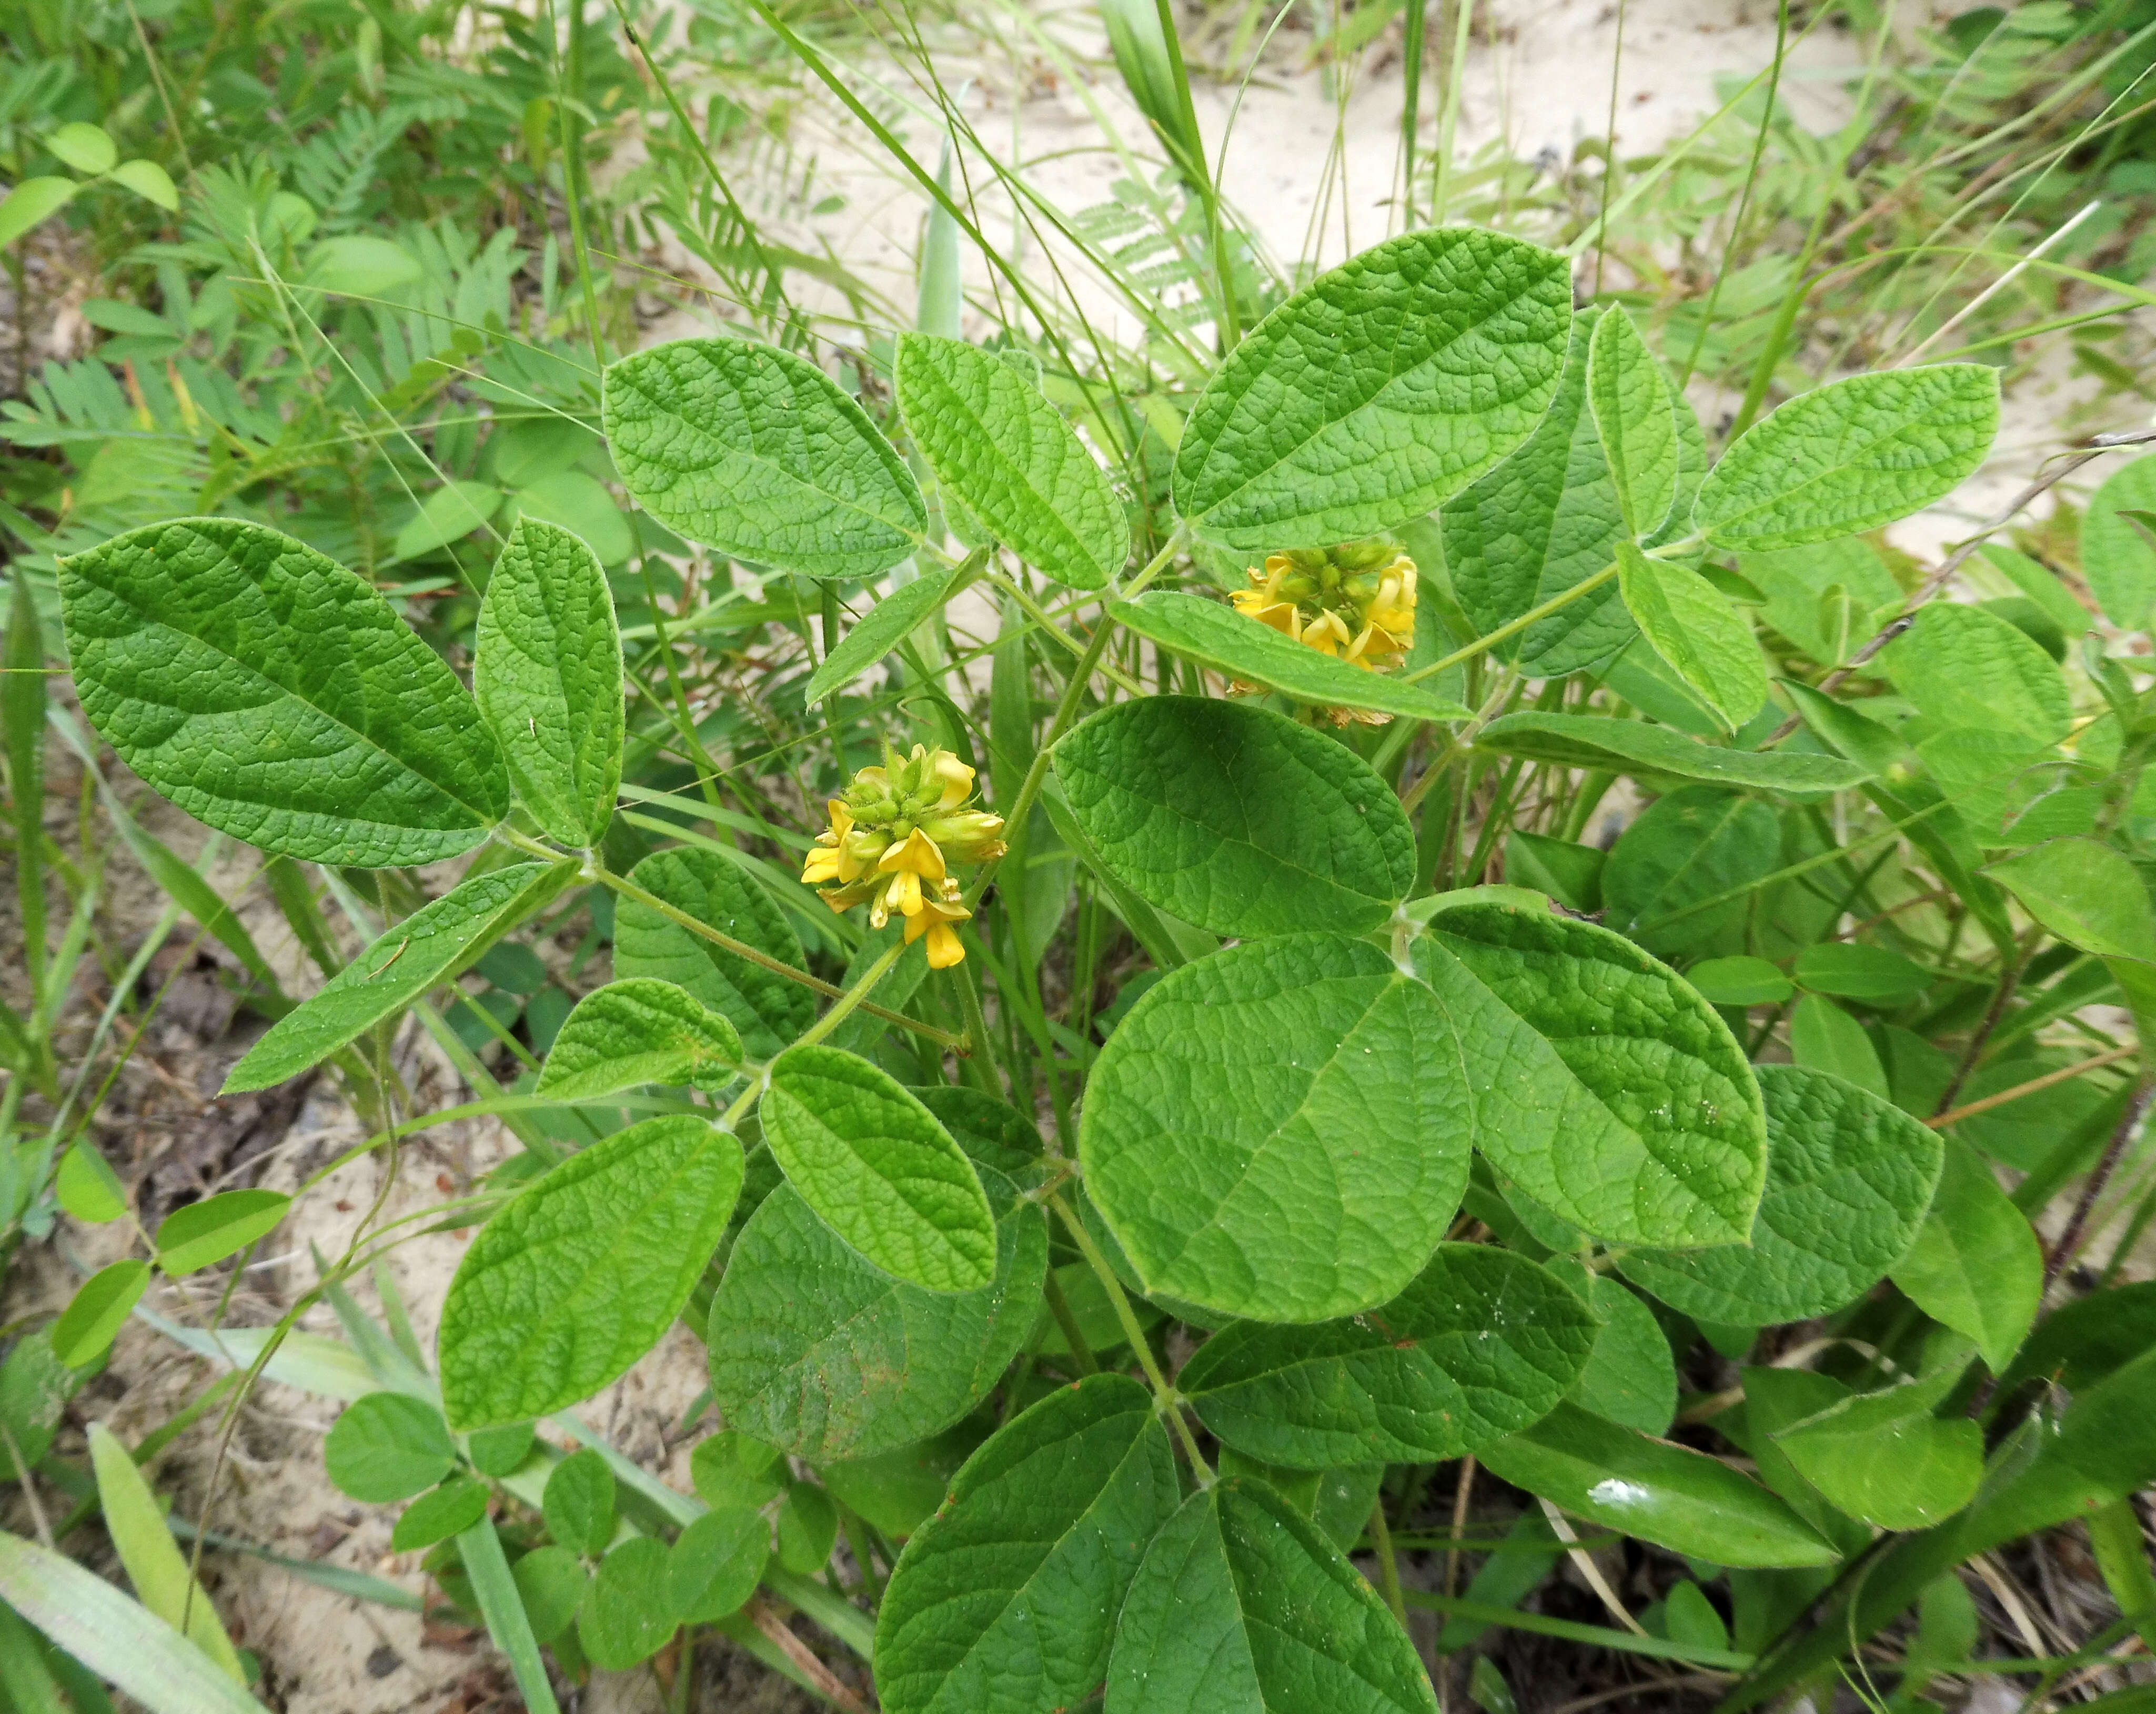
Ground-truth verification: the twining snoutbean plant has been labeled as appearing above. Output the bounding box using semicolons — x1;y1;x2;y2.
26;220;2156;1712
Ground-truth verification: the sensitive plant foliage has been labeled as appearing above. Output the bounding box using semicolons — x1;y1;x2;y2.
26;210;2156;1714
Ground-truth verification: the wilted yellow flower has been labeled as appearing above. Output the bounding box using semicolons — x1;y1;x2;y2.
801;744;1005;965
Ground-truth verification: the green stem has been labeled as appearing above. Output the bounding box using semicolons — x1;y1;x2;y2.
948;961;1002;1095
1041;1269;1099;1376
792;939;909;1053
1369;1497;1409;1627
1403;558;1620;683
1049;1192;1213;1482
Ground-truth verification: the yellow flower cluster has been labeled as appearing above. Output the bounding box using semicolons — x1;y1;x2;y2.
802;744;1006;969
1229;538;1418;674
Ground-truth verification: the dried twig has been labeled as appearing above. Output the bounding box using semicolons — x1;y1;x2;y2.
745;1597;875;1714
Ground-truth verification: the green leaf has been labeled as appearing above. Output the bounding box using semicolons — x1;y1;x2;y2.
1104;1478;1438;1714
0;179;78;249
438;1114;745;1428
108;158;178;211
873;1374;1181;1714
58;519;509;865
1787;994;1888;1100
1475;711;1869;796
1617;1065;1943;1324
153;1188;289;1276
1587;307;1679;537
578;1538;675;1669
668;1508;767;1624
0;1531;265;1714
1691;366;2001;550
324;1394;456;1503
512;471;634;567
468;1422;536;1477
391;480;500;561
1547;1258;1677;1436
1081;934;1472;1322
1882;601;2070;745
305;235;422;297
55;1144;127;1223
1601;785;1781;956
87;1424;245;1680
1180;1245;1596;1468
1960;1342;2156;1558
459;1519;563;1714
895;334;1129;588
776;1482;839;1573
1990;838;2156;962
613;847;814;1059
1442;306;1633;677
1617;542;1767;730
225;861;572;1092
474;517;623;846
603;337;926;580
761;1046;997;1294
1792;943;1931;1003
1772;1368;1981;1532
543;1449;618;1556
1479;1401;1836;1567
1415;902;1767;1247
708;1173;1047;1461
391;1477;493;1551
1687;956;1794;1006
803;564;955;707
2078;453;2156;628
1890;1137;2042;1373
1054;697;1416;940
511;1544;589;1642
1109;593;1472;722
46;123;116;175
1173;228;1573;550
52;1261;150;1369
691;1431;789;1510
533;979;744;1099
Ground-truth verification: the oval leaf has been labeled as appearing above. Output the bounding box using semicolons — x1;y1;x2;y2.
225;861;573;1093
1476;710;1870;796
613;847;814;1058
154;1187;290;1276
1587;306;1679;538
1989;836;2156;962
603;337;926;580
1618;1065;1944;1324
1692;365;2000;551
1054;696;1416;939
544;1447;619;1556
579;1537;676;1669
804;564;955;708
668;1507;768;1624
1180;1245;1597;1469
896;334;1129;588
324;1393;456;1503
761;1046;996;1294
2082;454;2156;628
1080;934;1473;1323
874;1374;1182;1714
391;1476;493;1551
1105;1478;1438;1714
52;1259;151;1369
58;518;509;865
1415;902;1767;1247
438;1114;745;1428
1478;1401;1837;1568
1174;228;1573;549
709;1176;1047;1461
475;517;623;846
534;977;745;1099
1110;591;1472;721
1889;1136;2043;1373
1617;541;1768;731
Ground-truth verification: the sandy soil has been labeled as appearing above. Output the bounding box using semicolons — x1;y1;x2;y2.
7;4;2148;1712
